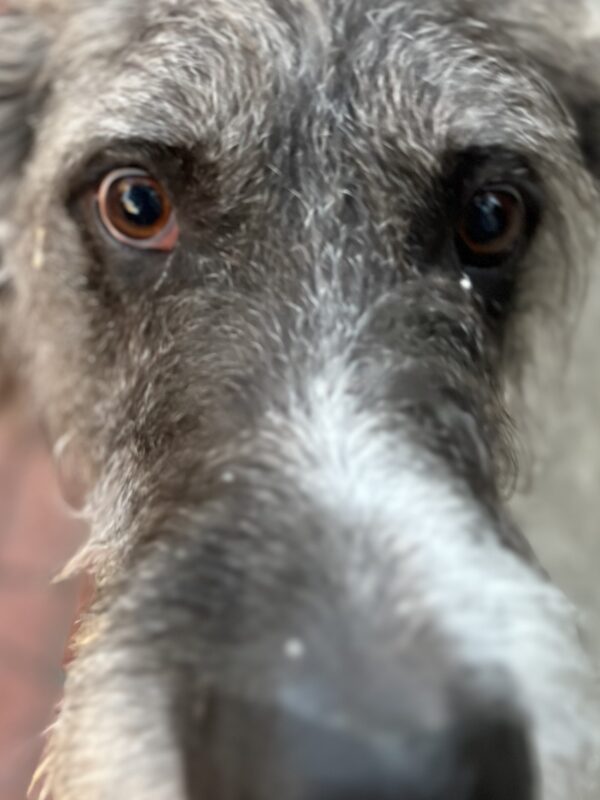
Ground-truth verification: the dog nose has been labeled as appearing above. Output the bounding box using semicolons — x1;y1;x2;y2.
290;710;534;800
190;690;536;800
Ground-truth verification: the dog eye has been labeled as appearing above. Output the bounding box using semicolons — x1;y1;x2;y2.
96;168;179;251
456;187;526;266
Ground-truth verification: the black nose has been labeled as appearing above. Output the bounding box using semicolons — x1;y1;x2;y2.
188;692;536;800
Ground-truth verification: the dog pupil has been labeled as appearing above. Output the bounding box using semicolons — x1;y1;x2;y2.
119;182;163;228
464;192;507;244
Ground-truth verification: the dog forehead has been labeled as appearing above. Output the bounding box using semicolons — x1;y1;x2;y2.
35;0;574;186
35;0;322;167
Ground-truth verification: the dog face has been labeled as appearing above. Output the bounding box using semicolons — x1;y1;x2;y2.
1;1;599;798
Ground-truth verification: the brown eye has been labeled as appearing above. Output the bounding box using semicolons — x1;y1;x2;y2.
97;168;179;251
457;187;527;265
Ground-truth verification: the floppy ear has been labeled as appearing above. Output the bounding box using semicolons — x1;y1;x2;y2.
0;7;47;244
0;7;47;400
542;45;600;180
496;0;600;180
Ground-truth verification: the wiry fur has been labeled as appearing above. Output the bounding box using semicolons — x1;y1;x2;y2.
0;1;599;799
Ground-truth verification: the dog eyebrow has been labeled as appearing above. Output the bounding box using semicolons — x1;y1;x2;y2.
50;71;276;188
46;30;582;201
61;139;200;198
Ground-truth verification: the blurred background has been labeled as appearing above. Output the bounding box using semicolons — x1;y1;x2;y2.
0;418;85;800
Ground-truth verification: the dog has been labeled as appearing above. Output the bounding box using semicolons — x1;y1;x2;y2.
1;1;599;798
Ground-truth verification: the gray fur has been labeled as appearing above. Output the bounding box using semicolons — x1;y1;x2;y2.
0;1;599;798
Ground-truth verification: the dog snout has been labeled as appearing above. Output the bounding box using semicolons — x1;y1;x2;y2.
189;683;536;800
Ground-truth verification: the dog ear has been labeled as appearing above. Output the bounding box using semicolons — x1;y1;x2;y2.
0;8;47;229
0;7;48;401
497;1;600;180
571;81;600;180
534;38;600;180
476;0;600;178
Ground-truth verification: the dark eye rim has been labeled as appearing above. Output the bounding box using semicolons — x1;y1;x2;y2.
445;147;544;272
96;167;180;251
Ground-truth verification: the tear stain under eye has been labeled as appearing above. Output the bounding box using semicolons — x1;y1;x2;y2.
32;226;46;270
